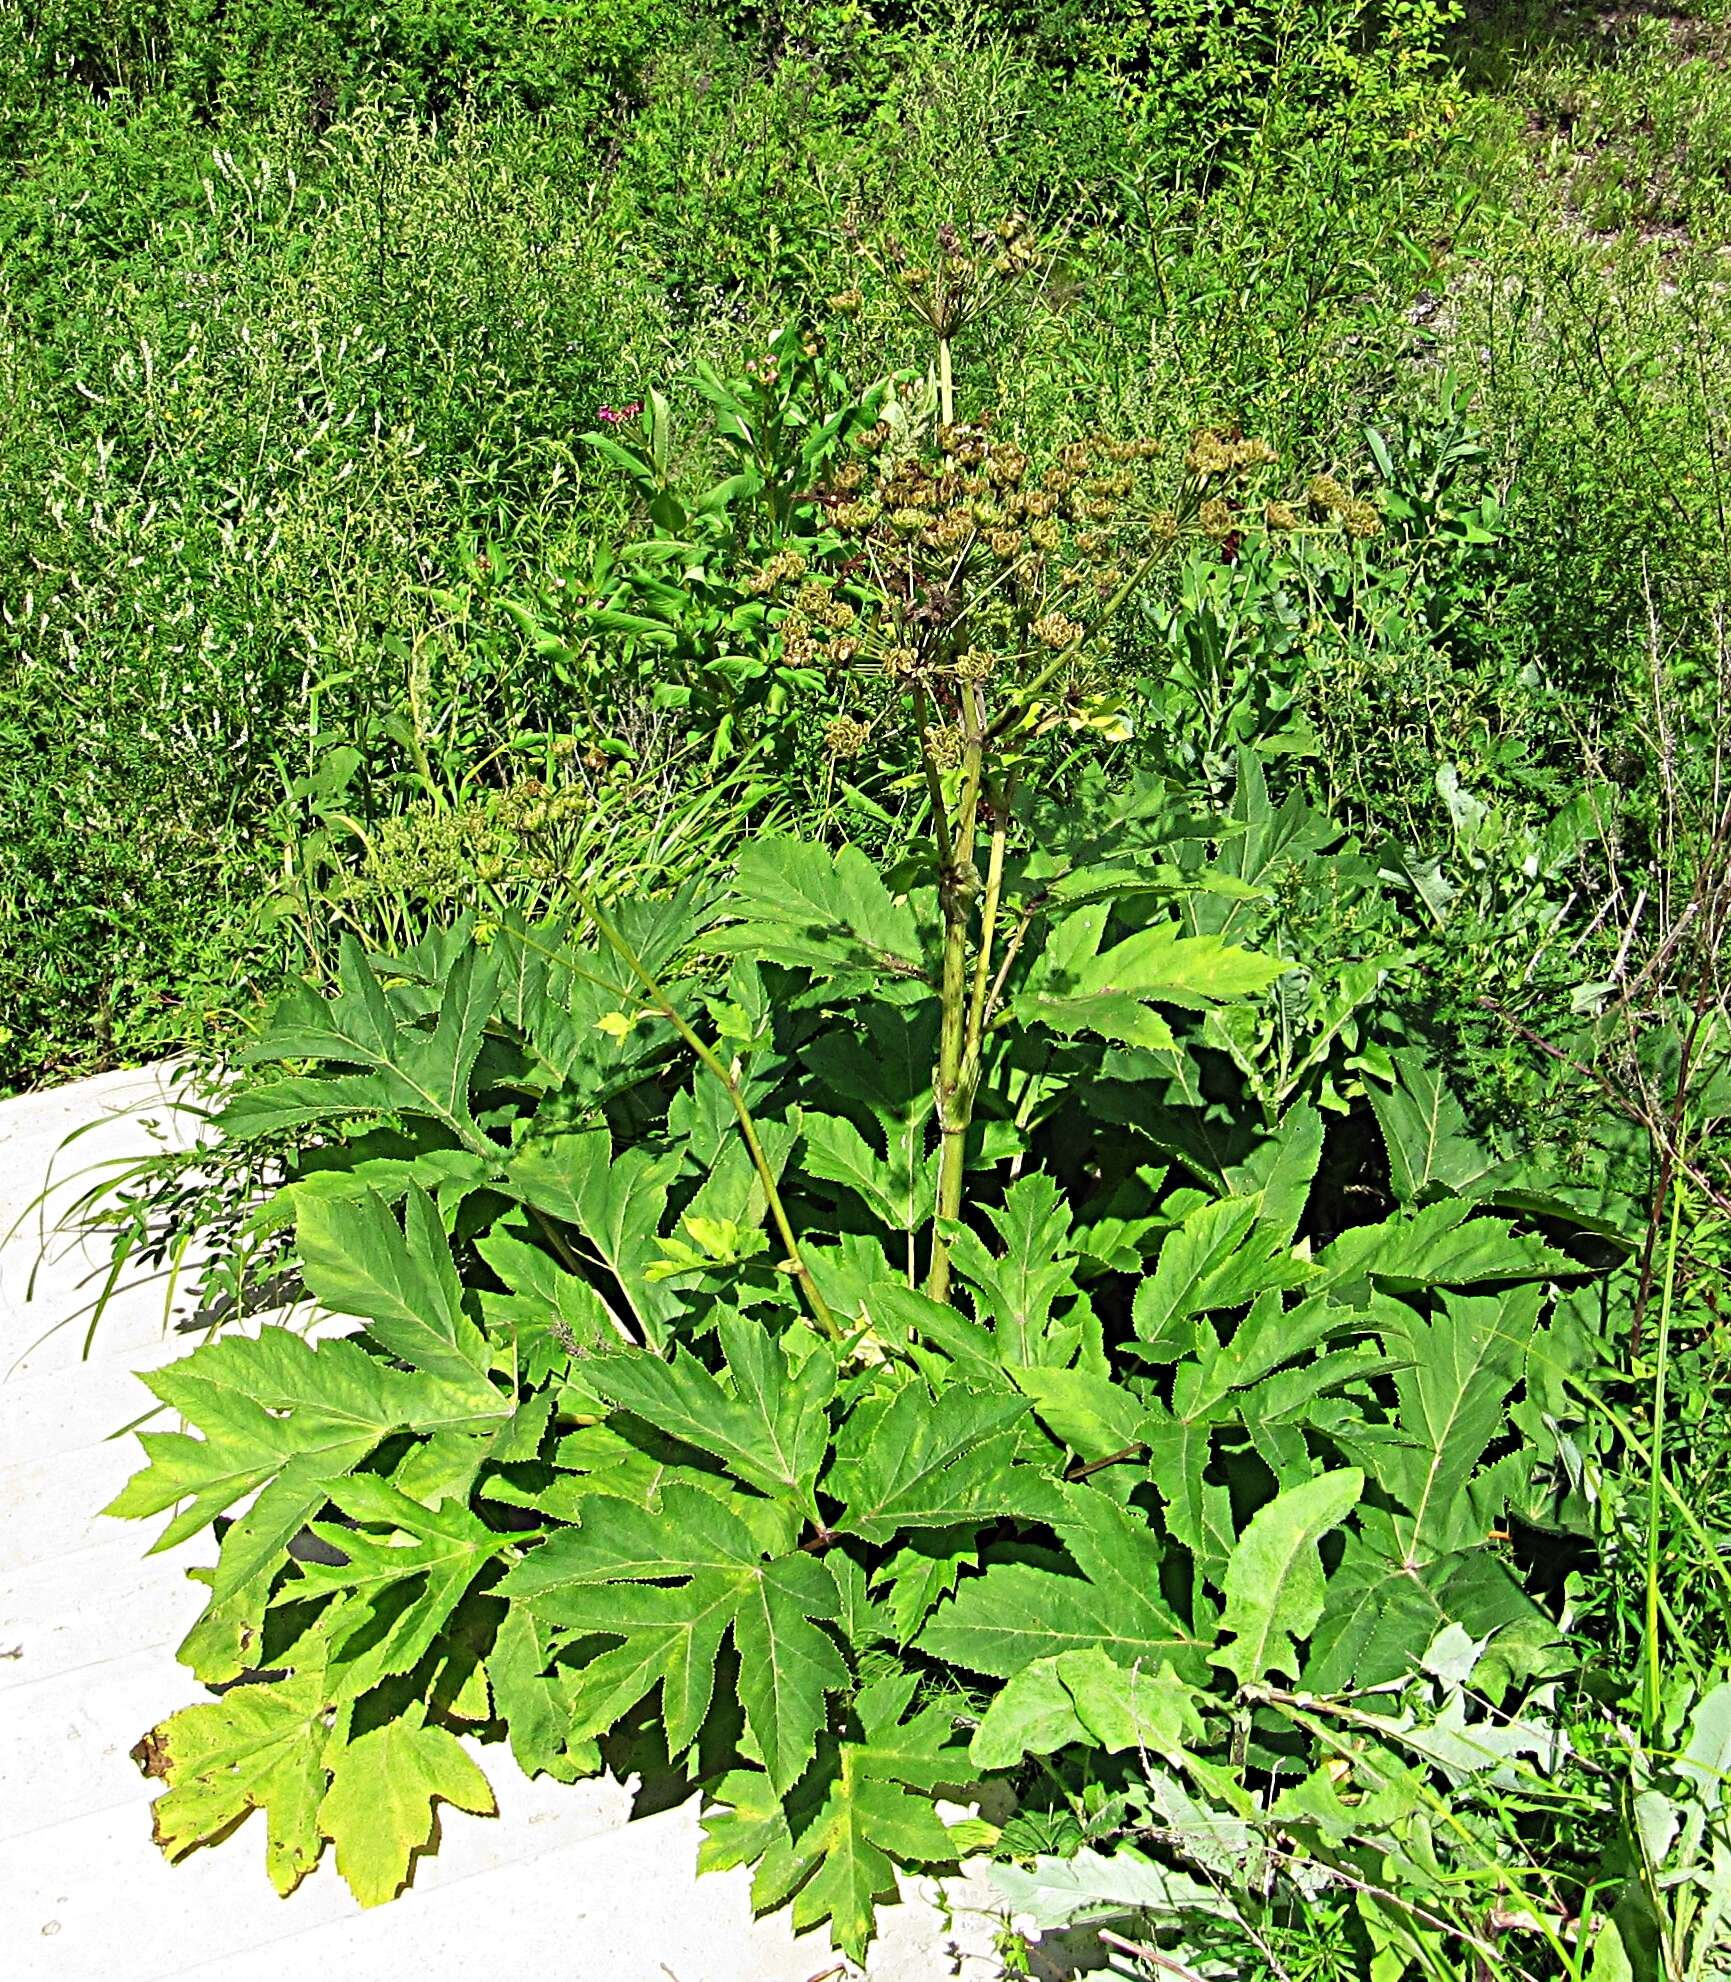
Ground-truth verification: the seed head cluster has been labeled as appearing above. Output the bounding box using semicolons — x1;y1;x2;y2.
764;394;1372;769
842;211;1045;342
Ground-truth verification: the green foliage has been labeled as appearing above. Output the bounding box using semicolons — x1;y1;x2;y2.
105;816;1610;1953
0;0;1482;1089
18;0;1731;1975
16;0;670;115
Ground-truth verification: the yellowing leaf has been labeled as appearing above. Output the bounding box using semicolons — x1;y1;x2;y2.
319;1718;495;1908
134;1668;332;1896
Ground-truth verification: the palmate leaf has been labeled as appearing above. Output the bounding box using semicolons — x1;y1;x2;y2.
1013;900;1286;1050
801;1108;930;1237
1145;1411;1237;1588
294;1475;513;1701
827;1380;1065;1542
222;937;499;1144
1011;1364;1149;1463
1169;1289;1358;1423
872;1526;979;1644
700;1672;973;1962
486;1605;601;1783
1372;1287;1542;1565
487;897;700;1096
1368;1048;1499;1205
585;1313;837;1517
134;1666;332;1896
1131;1192;1312;1361
295;1185;496;1401
919;1484;1206;1681
802;1004;937;1213
319;1713;495;1907
500;1483;845;1793
863;1280;1012;1389
711;836;933;985
1213;1469;1364;1686
1199;747;1339;919
103;1327;509;1612
1222;1098;1324;1251
947;1172;1086;1365
501;1130;685;1349
1298;1287;1555;1688
1304;1518;1551;1691
486;1420;720;1522
1316;1199;1574;1294
259;1143;496;1234
474;1222;622;1381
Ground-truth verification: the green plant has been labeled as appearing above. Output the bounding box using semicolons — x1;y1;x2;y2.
504;322;888;777
102;757;1627;1962
17;4;1731;1972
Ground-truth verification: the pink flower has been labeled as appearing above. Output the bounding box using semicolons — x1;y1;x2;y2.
597;400;643;425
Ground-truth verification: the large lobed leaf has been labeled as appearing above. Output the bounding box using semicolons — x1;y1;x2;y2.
585;1313;836;1517
919;1484;1206;1681
700;1672;976;1961
501;1482;846;1793
827;1379;1065;1542
711;836;934;985
1013;901;1287;1050
102;1326;508;1618
1213;1469;1364;1686
222;937;498;1144
134;1678;495;1909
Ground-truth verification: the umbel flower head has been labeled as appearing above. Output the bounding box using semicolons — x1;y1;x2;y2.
824;714;871;758
741;405;1359;783
844;209;1049;342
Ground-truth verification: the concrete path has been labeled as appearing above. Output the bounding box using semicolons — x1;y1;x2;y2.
0;1066;1012;1982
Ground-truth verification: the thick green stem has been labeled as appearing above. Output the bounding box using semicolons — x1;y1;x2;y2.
964;773;1013;1079
925;697;987;1306
928;933;971;1305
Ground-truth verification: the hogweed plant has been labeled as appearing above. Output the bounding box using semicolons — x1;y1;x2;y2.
95;234;1627;1974
778;407;1294;1304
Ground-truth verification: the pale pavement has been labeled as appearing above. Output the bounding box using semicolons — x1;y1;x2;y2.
0;1065;1017;1982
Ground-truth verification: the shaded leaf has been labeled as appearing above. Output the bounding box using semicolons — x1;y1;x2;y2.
587;1315;836;1516
701;1673;970;1961
713;837;932;983
919;1486;1203;1679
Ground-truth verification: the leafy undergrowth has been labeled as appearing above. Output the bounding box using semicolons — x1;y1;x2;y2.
103;813;1719;1972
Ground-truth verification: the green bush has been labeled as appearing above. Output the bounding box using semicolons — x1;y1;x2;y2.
15;0;672;115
